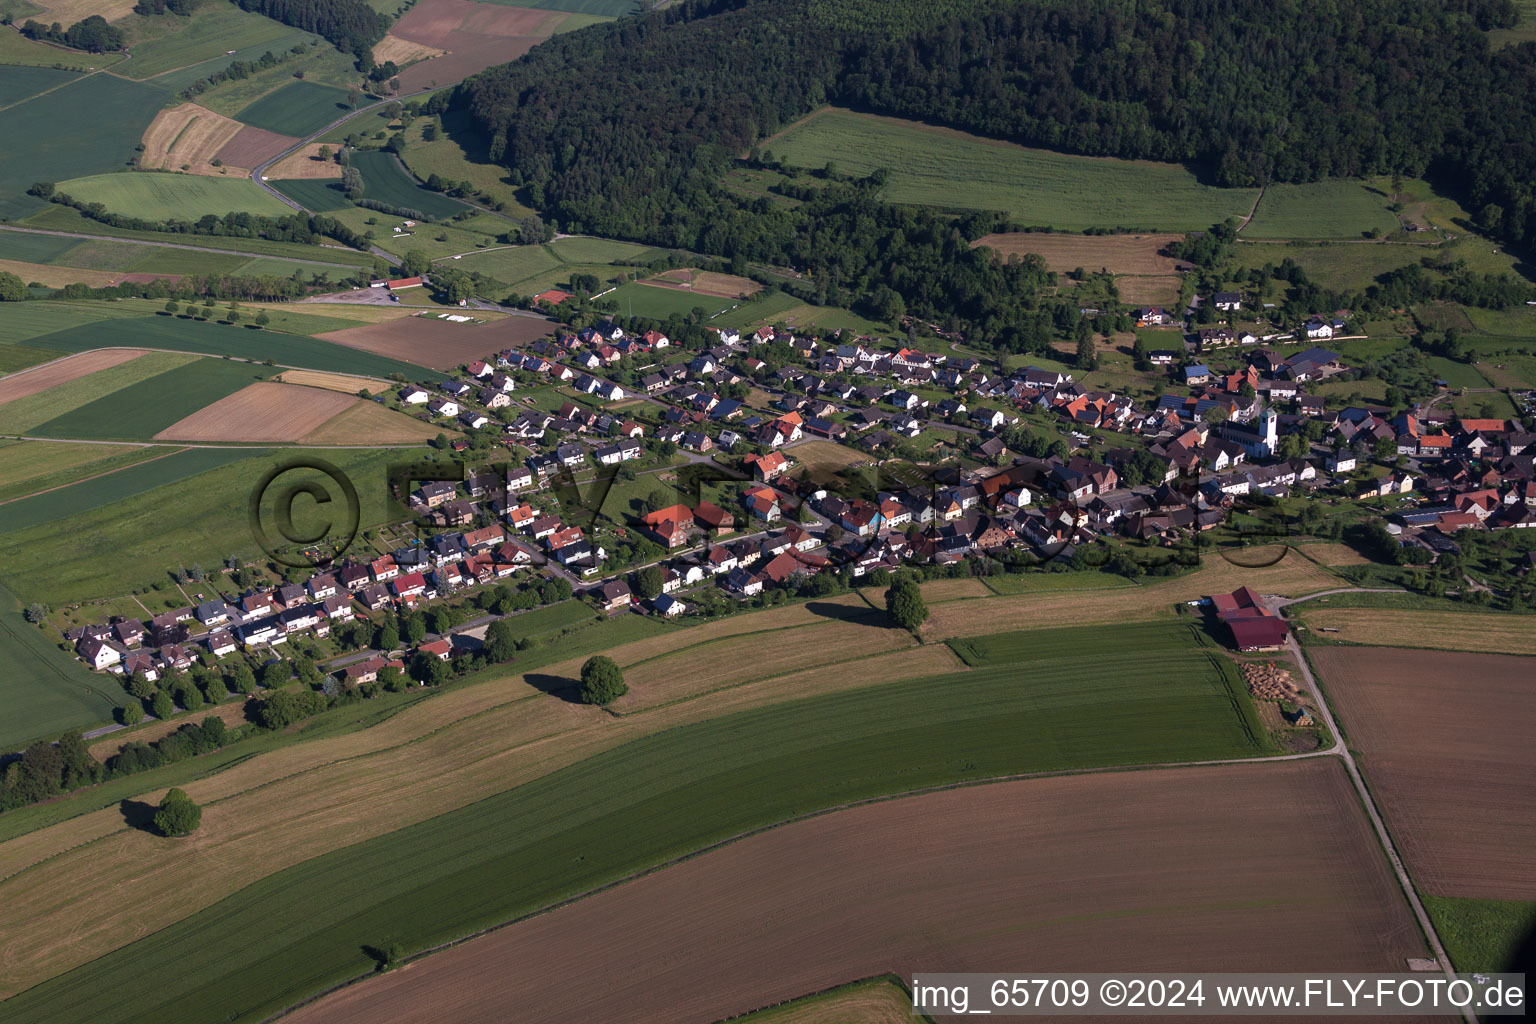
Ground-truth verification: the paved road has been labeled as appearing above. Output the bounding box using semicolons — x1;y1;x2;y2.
1275;590;1472;1023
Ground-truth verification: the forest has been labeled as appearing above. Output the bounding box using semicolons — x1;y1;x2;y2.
232;0;384;63
449;0;1536;345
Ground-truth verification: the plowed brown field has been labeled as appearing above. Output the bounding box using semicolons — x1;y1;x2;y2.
299;400;450;444
153;382;356;441
1309;646;1536;899
973;232;1183;275
265;144;343;180
316;313;553;370
0;349;150;405
0;258;178;289
372;32;447;68
286;759;1423;1024
213;125;300;170
388;0;565;91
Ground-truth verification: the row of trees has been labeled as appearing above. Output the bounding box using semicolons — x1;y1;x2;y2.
19;15;123;52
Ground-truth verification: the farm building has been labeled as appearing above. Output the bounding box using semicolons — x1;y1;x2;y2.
1211;586;1290;651
387;276;424;291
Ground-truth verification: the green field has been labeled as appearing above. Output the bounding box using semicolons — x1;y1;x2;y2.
605;281;733;319
981;571;1138;594
9;308;433;377
1422;356;1491;390
0;29;124;71
1242;181;1401;239
32;237;243;276
28;358;267;441
0;343;53;373
0;74;168;220
445;244;562;286
0;351;199;435
0;579;126;751
0;64;79;105
14;204;378;267
268;177;352;212
498;0;637;13
1233;240;1431;291
233;80;353;137
0;447;409;606
0;446;256;535
350;150;471;220
503;598;597;638
768;108;1259;231
0;229;81;264
0;440;167;505
1423;896;1536;972
193;42;355;116
54;172;293;221
118;4;301;80
547;235;653;263
0;621;1271;1024
398;108;535;217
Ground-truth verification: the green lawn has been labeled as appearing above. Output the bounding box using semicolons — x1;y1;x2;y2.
0;447;411;607
0;579;126;751
0;74;168;220
28;357;268;441
350;150;470;220
769;108;1258;231
0;621;1271;1024
0;446;256;535
604;281;733;319
54;173;294;221
12;308;433;377
1242;181;1401;239
233;80;353;137
1422;895;1536;972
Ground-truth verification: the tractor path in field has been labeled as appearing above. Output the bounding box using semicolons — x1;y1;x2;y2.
1276;591;1470;1022
0;225;371;270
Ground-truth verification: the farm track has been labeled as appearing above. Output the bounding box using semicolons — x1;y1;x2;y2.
0;443;177;507
0;226;371;270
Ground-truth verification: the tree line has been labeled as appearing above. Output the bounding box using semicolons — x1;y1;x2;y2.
232;0;386;67
451;0;1536;338
18;14;124;52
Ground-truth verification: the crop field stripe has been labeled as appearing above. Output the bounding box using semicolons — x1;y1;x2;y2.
20;314;435;378
0;442;170;505
0;446;253;535
0;622;1275;1024
349;150;471;220
268;178;352;212
232;80;354;137
26;359;272;441
52;173;294;221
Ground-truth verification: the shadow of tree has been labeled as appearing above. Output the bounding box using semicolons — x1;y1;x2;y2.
119;798;158;834
523;671;583;703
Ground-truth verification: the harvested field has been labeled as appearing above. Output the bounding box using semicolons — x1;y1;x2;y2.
1301;542;1371;566
372;31;447;66
1114;274;1182;306
274;368;385;392
139;103;246;175
213;124;300;170
924;548;1342;640
315;312;554;371
914;577;993;603
644;267;762;299
0;349;149;406
264;143;342;180
1303;608;1536;656
278;300;421;323
784;439;864;475
88;703;252;763
731;978;914;1024
388;0;565;90
152;382;356;442
973;232;1183;275
0;258;177;289
1311;647;1536;900
286;759;1423;1024
299;400;450;444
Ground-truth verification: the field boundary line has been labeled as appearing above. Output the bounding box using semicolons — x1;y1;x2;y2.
263;753;1337;1024
0;444;181;507
614;609;887;671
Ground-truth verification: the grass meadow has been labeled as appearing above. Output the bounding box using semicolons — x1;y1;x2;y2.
0;64;79;104
1233;240;1430;291
268;177;351;212
0;440;166;504
233;80;353;137
767;108;1258;231
398;108;536;217
0;30;125;70
0;618;1271;1024
1242;181;1400;239
0;579;125;751
54;173;293;220
1423;896;1536;972
117;4;302;80
604;281;733;319
0;74;168;220
0;446;407;606
0;351;199;435
446;244;562;286
350;150;470;220
27;357;268;441
9;308;434;377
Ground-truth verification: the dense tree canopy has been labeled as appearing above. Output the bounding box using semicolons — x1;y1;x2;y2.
453;0;1536;336
153;788;202;838
579;655;627;706
232;0;384;64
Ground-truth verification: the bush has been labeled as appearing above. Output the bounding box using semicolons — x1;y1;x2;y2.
152;788;202;838
579;655;626;706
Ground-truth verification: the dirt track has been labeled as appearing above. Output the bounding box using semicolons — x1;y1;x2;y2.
1310;646;1536;899
284;759;1424;1024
